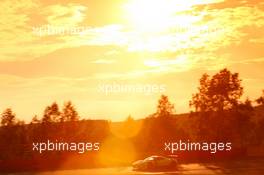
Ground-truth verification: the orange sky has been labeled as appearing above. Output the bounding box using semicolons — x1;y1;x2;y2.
0;0;263;122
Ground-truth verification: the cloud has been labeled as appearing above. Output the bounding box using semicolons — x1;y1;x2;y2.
1;0;262;65
41;4;87;26
234;57;264;64
0;1;89;61
91;59;116;64
250;38;264;44
0;0;38;60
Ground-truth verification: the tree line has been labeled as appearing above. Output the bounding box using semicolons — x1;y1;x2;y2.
1;68;264;128
1;101;79;127
0;68;264;171
133;68;264;158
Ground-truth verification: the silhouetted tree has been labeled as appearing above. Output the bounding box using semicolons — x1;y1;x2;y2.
189;69;248;143
135;95;178;154
60;101;79;122
125;114;134;123
256;90;264;105
190;68;243;112
156;95;174;117
42;102;60;123
31;115;40;124
239;98;254;111
232;98;254;146
16;119;25;126
42;106;51;123
1;108;16;126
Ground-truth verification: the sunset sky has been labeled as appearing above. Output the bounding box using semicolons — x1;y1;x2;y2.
0;0;263;122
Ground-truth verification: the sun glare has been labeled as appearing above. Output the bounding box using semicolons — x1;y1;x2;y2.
144;56;189;69
123;0;207;53
124;0;176;31
124;0;209;32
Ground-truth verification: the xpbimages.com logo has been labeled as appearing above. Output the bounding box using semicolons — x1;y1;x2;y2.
98;82;166;95
32;140;100;154
165;140;232;154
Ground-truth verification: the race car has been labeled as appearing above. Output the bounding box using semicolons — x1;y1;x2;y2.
132;155;178;171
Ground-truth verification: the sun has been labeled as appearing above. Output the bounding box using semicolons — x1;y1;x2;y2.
123;0;203;52
124;0;173;31
124;0;194;32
